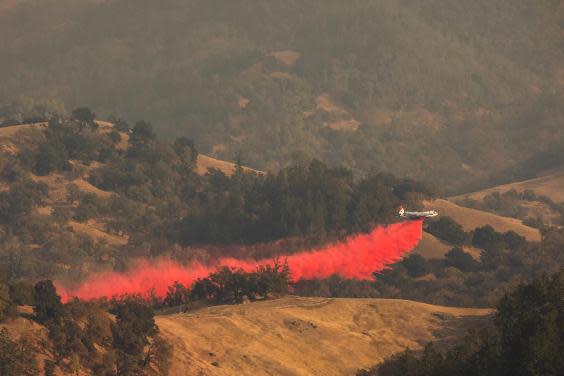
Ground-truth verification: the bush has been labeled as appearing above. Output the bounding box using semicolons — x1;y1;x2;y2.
34;139;69;175
472;225;502;250
71;107;96;127
401;254;429;278
444;247;478;272
427;216;466;245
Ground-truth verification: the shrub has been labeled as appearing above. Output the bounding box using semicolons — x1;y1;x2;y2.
444;247;478;272
427;216;466;245
401;254;430;278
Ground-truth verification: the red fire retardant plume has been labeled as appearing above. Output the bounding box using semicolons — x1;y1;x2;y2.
58;220;423;302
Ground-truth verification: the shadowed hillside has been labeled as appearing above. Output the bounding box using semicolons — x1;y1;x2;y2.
1;0;563;191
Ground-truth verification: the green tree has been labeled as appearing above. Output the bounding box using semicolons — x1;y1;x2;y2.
401;254;429;278
111;297;158;375
130;121;156;143
496;272;563;375
427;216;466;245
33;280;64;323
473;225;503;250
72;107;96;129
163;281;190;307
444;247;478;272
34;139;68;175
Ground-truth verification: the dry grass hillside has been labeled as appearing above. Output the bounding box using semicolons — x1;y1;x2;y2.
413;232;482;260
0;121;264;246
196;154;264;177
157;296;492;376
452;169;564;204
427;199;541;242
413;232;452;260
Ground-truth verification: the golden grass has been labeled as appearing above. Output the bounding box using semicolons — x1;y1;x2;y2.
32;174;113;202
316;94;349;115
427;199;541;241
316;94;360;132
68;220;128;246
414;232;480;260
158;296;491;376
238;97;250;109
413;232;452;259
94;120;130;150
269;50;301;66
269;71;294;80
72;177;113;198
0;122;47;138
196;154;264;176
324;119;360;131
451;169;564;203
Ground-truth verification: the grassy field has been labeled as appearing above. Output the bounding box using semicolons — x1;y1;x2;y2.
157;296;492;376
426;199;541;241
451;169;564;203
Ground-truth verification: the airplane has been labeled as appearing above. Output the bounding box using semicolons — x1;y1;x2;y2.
398;206;438;220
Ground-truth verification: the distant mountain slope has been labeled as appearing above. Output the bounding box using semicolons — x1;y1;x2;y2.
1;0;562;191
427;199;541;241
452;169;564;204
157;296;492;376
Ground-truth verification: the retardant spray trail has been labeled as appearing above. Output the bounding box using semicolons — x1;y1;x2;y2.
58;220;423;302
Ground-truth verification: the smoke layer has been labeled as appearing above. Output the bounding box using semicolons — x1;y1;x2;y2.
58;220;423;302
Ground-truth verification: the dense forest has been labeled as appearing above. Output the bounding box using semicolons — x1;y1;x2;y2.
1;0;563;192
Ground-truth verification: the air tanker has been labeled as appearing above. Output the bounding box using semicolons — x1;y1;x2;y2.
398;206;438;220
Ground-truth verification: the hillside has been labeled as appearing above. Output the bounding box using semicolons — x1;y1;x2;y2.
451;169;564;204
413;232;451;260
1;0;563;191
426;199;541;241
0;122;258;247
0;117;439;286
196;154;264;177
157;296;492;376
